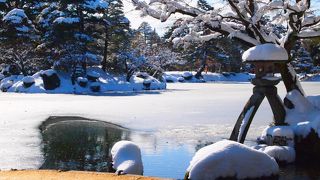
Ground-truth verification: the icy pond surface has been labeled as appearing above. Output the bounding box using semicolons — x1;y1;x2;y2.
0;82;320;179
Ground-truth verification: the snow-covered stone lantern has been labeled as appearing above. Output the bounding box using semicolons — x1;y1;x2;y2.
243;43;288;79
230;43;288;143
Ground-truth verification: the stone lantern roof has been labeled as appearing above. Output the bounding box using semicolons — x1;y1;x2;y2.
242;43;288;63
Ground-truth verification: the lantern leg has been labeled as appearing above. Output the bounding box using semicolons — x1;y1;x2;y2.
230;89;265;143
265;86;286;126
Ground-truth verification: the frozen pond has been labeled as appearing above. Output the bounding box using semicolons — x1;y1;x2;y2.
0;82;319;179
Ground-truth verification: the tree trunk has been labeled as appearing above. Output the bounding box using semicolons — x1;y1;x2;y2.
195;50;207;79
102;25;108;72
278;63;305;96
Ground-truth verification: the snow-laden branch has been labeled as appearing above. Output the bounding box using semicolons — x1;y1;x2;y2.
131;0;319;49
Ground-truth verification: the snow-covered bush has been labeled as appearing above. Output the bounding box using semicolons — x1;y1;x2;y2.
182;72;193;80
90;82;100;92
186;140;279;180
263;146;295;164
0;81;13;92
87;71;100;82
111;140;143;175
22;76;35;88
77;77;88;87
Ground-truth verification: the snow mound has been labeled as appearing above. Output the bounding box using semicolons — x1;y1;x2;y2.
242;43;288;62
285;90;320;138
0;68;166;94
186;140;279;180
164;71;254;83
263;146;295;164
111;141;143;175
22;76;35;84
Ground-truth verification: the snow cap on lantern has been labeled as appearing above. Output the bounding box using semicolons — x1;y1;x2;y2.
242;43;288;78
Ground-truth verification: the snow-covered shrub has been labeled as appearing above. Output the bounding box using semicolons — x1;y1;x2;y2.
186;140;279;180
87;71;100;82
111;141;143;175
0;81;13;92
260;126;295;147
22;76;35;88
77;77;88;87
136;72;149;79
143;79;152;90
90;82;100;92
40;69;60;90
263;146;295;164
177;77;185;82
182;72;193;80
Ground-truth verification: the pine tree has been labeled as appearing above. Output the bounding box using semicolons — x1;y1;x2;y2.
101;0;130;72
197;0;213;11
0;8;38;75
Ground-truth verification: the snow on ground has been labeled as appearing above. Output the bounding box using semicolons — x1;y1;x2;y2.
0;67;166;94
186;140;279;180
0;82;319;171
164;71;254;83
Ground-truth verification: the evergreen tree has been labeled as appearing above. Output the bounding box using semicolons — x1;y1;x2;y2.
0;8;38;75
101;0;130;72
197;0;213;11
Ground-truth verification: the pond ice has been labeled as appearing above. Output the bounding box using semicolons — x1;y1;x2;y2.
0;82;319;172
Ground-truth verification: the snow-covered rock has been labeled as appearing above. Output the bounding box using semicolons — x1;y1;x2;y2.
0;80;13;92
90;82;100;92
111;141;143;175
242;43;288;62
186;140;279;180
77;77;88;87
263;146;295;164
164;71;254;83
182;72;193;80
22;76;35;88
262;126;295;147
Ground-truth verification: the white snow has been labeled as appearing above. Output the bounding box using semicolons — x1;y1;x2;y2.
22;76;35;84
1;68;166;94
238;106;255;142
186;140;279;180
263;146;295;164
164;71;254;83
111;141;143;175
41;69;56;76
3;8;27;24
53;17;80;24
83;0;108;10
242;44;288;62
0;82;318;171
87;71;100;78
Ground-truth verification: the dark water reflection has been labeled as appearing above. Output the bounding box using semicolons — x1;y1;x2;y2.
39;117;130;172
39;117;320;179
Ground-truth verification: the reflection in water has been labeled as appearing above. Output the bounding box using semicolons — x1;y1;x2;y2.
39;116;320;179
39;117;130;172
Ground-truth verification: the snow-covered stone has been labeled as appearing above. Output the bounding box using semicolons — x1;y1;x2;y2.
186;140;279;180
0;81;13;92
263;146;295;164
264;126;295;147
242;44;288;62
22;76;35;88
182;72;193;80
41;69;56;77
111;141;143;175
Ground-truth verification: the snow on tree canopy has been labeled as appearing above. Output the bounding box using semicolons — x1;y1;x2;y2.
53;17;80;24
186;140;279;180
242;44;288;62
83;0;108;11
3;8;27;24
